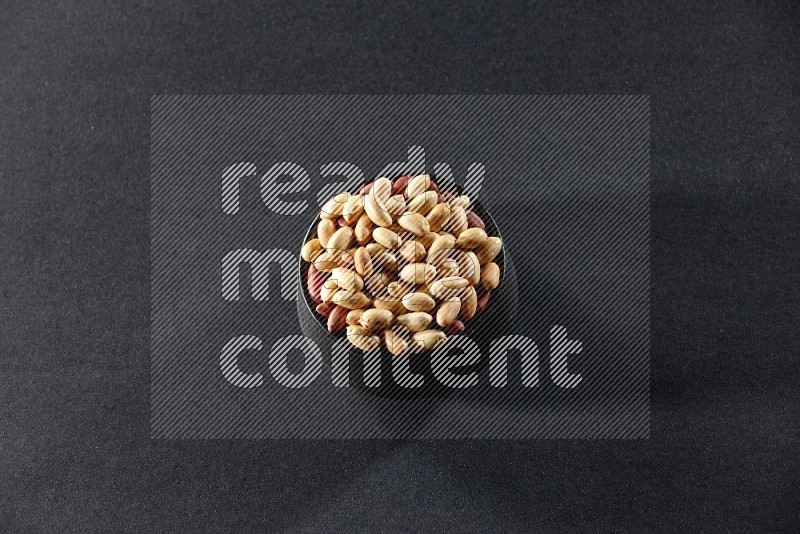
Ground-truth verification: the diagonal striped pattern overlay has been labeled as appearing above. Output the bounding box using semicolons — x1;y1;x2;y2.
151;95;650;439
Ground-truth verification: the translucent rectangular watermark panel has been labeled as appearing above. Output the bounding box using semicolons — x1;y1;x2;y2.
151;95;650;438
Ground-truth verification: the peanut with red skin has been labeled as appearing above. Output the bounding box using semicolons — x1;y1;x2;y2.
391;175;411;195
316;302;335;316
327;305;348;333
466;210;485;230
476;289;491;315
444;320;465;335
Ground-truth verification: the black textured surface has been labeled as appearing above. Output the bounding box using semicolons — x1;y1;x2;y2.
1;0;798;532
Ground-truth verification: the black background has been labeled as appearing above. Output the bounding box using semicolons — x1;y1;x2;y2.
2;0;798;532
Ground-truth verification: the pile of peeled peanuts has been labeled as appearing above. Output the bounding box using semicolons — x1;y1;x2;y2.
301;174;503;355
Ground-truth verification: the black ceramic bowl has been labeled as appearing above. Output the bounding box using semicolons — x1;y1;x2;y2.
297;192;518;398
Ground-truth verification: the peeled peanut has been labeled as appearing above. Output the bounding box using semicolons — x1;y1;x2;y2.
385;194;407;216
369;292;392;306
401;292;436;313
327;226;354;250
436;298;461;327
365;242;385;254
354;214;374;245
346;308;365;326
317;249;354;271
476;236;503;264
426;248;451;268
366;272;390;295
373;227;401;249
395;312;433;332
384;327;410;356
320;279;339;302
317;218;336;248
428;234;456;258
346;326;380;351
438;257;460;278
373;297;406;315
354;247;373;279
387;281;413;298
417;232;437;249
406;173;431;199
481;262;500;291
398;240;425;262
332;290;371;309
445;206;468;236
343;194;365;223
406;190;438;215
455;228;488;249
301;238;323;262
448;195;470;211
399;263;437;285
320;192;349;219
364;193;392;227
331;267;364;292
398;212;430;237
359;308;394;330
425;203;451;232
411;329;446;350
457;251;481;286
460;286;478;320
372;177;392;204
346;325;370;336
340;250;355;267
429;276;469;299
314;252;340;272
436;275;469;289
